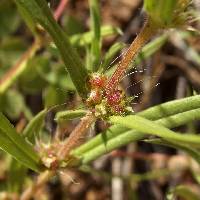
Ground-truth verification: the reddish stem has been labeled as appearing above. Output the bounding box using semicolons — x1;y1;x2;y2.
57;112;96;160
105;18;156;94
54;0;69;21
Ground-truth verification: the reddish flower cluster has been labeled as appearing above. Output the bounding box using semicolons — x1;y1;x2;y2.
86;73;131;118
86;73;107;106
88;73;107;89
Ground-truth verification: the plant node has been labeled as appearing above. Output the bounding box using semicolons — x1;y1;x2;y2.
86;72;133;119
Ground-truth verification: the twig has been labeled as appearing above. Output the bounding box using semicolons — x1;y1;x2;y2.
58;112;96;160
105;17;157;94
54;0;69;21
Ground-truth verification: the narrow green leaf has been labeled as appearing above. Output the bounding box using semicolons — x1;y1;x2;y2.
55;109;87;122
110;115;200;145
89;0;101;71
70;25;122;47
139;95;200;120
15;1;38;36
73;106;200;164
14;0;89;99
156;107;200;128
76;130;143;164
23;109;47;143
0;113;41;171
73;95;200;157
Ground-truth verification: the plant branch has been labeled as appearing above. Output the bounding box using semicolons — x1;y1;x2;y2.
57;112;96;160
54;0;69;21
105;17;157;94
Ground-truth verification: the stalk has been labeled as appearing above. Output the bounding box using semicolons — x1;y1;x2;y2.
105;18;157;94
57;113;96;160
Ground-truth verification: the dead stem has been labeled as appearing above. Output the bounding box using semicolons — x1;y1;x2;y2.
58;112;96;160
20;170;55;200
105;17;157;94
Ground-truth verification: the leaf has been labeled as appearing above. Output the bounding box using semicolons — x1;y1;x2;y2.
15;1;38;36
55;110;87;122
73;95;200;163
139;94;200;120
72;106;200;164
89;0;101;71
14;0;89;99
0;113;41;171
23;109;47;143
110;115;200;146
70;25;122;47
156;107;200;129
75;129;143;164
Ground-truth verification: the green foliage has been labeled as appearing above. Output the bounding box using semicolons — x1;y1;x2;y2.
0;113;41;171
0;0;199;198
55;110;87;122
73;95;200;163
110;115;200;146
23;109;47;144
0;1;20;37
89;0;101;71
15;0;89;99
